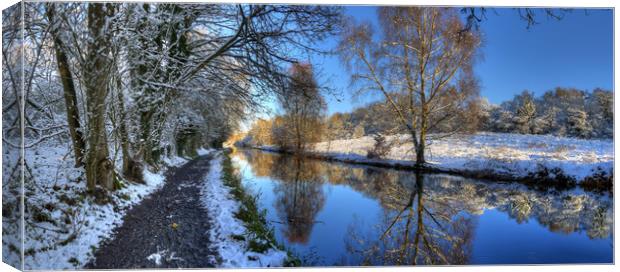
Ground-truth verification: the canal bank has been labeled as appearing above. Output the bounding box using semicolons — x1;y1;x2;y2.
244;132;613;193
202;151;300;267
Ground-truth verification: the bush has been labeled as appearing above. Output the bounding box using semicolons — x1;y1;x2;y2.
366;134;393;159
580;168;613;194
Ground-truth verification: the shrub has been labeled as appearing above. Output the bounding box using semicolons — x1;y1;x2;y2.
580;168;613;194
366;134;393;159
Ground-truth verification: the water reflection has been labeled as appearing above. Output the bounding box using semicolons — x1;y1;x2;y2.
345;172;476;265
232;149;613;265
271;156;326;244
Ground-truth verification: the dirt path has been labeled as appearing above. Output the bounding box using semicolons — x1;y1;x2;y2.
86;154;218;269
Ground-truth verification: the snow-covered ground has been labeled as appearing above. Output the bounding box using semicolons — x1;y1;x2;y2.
1;142;190;270
161;148;214;167
200;153;288;267
162;156;189;167
197;147;215;156
303;132;613;182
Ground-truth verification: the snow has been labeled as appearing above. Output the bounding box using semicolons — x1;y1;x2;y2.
197;147;215;156
147;251;164;266
1;141;21;269
162;155;188;167
146;248;183;266
3;141;188;270
160;147;215;168
200;153;288;268
307;132;613;182
127;168;166;200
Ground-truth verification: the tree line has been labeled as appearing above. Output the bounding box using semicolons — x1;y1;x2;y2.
485;87;612;139
2;2;341;195
243;86;612;151
319;86;613;141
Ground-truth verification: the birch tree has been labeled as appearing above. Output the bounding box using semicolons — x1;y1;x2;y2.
339;7;481;165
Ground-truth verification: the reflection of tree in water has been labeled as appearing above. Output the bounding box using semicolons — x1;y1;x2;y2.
345;172;476;265
237;149;612;241
351;169;613;242
343;171;612;265
506;193;533;224
236;149;277;178
490;190;612;239
233;150;613;263
271;156;326;244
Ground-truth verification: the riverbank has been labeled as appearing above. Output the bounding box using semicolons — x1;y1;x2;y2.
251;132;613;192
201;151;299;267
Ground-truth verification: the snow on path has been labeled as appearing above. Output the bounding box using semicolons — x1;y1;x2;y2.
12;144;191;270
200;153;288;268
309;132;613;182
23;169;167;269
197;147;216;156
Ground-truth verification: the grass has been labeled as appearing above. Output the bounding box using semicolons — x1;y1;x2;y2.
219;152;301;267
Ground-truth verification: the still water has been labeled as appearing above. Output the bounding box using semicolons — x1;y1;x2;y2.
230;149;613;266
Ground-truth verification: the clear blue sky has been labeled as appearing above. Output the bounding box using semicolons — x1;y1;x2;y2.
311;7;613;115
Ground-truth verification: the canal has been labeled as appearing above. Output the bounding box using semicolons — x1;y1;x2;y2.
230;149;613;266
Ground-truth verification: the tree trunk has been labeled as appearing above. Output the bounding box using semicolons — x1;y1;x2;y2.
84;3;115;191
415;66;428;166
416;110;428;166
415;137;425;165
117;87;131;174
296;119;302;153
115;76;144;183
139;109;155;165
46;4;86;167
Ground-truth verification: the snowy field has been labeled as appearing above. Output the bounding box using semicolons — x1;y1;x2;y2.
307;132;613;182
1;142;189;270
200;153;288;267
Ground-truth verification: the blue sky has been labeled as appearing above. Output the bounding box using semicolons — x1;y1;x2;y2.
309;7;613;115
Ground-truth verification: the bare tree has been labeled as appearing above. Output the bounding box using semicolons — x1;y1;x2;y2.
460;7;569;31
276;63;326;152
339;7;481;165
45;3;86;167
82;3;117;191
2;5;25;268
